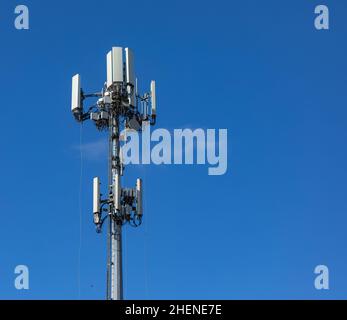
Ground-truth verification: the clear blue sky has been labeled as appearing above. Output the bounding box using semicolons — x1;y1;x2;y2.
0;0;347;299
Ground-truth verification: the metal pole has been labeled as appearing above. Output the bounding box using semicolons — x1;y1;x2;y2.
108;110;123;300
110;219;123;300
112;221;123;299
106;118;112;300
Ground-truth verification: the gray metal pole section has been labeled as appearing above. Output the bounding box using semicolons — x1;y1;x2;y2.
111;222;123;300
108;112;123;300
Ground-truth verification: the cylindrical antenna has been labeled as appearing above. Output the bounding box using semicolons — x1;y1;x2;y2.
71;74;81;112
151;80;156;116
136;178;143;216
93;177;100;214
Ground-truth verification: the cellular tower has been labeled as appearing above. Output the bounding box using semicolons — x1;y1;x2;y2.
71;47;157;300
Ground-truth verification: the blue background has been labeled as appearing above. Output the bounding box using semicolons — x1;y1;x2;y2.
0;0;346;299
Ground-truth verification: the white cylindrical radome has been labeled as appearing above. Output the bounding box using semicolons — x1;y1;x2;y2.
71;74;81;112
93;177;100;214
136;178;143;216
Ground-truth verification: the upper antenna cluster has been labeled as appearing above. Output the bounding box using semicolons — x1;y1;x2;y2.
71;46;156;130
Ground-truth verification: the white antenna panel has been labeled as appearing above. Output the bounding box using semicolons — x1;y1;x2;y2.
71;74;81;112
125;48;135;106
93;177;100;214
112;47;124;83
125;48;135;86
106;51;113;88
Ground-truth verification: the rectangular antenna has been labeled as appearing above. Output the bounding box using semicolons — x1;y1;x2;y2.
93;177;100;214
136;178;143;216
106;51;113;88
125;48;135;86
112;47;123;83
125;48;135;106
151;80;156;115
71;74;81;112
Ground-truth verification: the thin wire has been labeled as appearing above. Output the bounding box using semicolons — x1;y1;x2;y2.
78;123;83;299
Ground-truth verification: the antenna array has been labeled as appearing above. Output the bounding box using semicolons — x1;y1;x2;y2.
71;46;157;300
